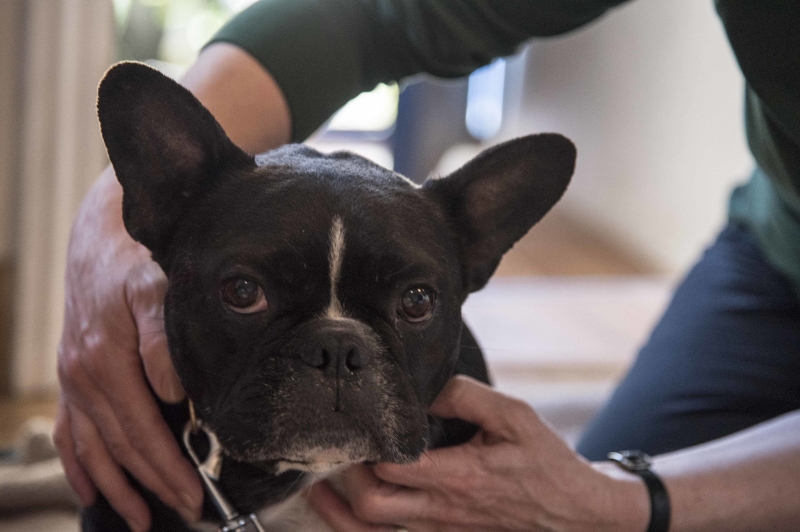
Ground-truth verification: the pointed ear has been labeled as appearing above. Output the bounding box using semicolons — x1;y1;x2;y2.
424;134;576;292
97;61;253;261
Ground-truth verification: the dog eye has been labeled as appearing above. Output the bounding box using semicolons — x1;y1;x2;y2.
220;278;268;314
398;287;434;322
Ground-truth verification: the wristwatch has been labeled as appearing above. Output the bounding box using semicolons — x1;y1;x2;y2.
608;450;670;532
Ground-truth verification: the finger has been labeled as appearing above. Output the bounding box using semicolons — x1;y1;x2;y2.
429;375;536;439
138;318;185;403
85;395;197;519
77;338;203;515
306;481;396;532
53;397;97;507
70;405;151;532
343;465;436;524
117;264;201;506
371;449;468;489
106;363;202;513
128;263;185;403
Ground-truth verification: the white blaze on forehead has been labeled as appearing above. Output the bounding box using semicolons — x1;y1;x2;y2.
327;216;345;318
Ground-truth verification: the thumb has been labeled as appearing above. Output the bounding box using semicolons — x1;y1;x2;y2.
429;375;532;441
138;317;184;403
127;261;185;403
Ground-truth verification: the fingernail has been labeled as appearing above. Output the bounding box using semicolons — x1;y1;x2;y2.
170;378;186;402
77;492;96;509
181;491;200;514
129;516;149;532
179;505;199;523
161;375;185;403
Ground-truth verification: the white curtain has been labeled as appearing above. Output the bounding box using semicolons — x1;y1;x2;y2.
10;0;115;394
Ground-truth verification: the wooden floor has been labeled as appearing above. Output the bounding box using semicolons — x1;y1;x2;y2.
495;209;652;277
0;395;58;447
0;211;656;447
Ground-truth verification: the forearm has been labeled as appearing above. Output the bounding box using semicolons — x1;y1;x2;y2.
210;0;630;141
69;166;144;276
180;42;290;154
595;410;800;531
654;409;800;531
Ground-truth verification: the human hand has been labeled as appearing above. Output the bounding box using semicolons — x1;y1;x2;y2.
308;375;650;532
54;168;203;532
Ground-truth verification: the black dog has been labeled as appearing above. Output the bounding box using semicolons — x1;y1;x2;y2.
84;62;575;531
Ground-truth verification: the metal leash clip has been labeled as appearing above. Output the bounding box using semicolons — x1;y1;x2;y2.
183;402;266;532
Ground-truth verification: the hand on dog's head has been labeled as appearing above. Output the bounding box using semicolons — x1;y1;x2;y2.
97;60;574;505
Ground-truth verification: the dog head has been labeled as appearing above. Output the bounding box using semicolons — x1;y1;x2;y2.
97;62;575;473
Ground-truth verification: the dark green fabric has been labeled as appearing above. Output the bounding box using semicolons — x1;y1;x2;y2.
717;1;800;298
210;0;628;141
210;0;800;297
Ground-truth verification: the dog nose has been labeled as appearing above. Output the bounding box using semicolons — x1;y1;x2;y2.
301;335;369;372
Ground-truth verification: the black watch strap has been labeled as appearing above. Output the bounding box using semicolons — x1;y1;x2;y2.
608;450;670;532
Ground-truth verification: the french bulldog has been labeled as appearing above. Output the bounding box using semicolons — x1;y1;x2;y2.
84;62;575;531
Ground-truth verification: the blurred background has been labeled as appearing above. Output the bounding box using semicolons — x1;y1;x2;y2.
0;0;752;498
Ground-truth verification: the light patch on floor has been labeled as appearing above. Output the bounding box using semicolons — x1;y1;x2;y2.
462;276;675;444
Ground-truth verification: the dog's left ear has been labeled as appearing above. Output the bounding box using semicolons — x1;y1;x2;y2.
424;134;576;293
97;61;253;262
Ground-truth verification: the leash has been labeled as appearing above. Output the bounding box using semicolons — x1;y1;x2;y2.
183;400;266;532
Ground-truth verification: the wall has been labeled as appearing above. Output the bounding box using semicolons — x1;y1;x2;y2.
0;1;24;394
514;0;753;272
11;0;115;395
0;2;23;261
0;0;26;266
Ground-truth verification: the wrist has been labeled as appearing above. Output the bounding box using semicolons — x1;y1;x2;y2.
593;461;651;532
68;166;151;279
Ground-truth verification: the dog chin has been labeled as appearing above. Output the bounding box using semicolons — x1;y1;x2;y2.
274;458;361;475
223;438;381;470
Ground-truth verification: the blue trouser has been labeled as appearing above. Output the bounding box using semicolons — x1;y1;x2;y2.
577;224;800;460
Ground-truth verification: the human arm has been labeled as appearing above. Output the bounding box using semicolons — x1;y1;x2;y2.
54;43;290;532
56;1;637;529
209;0;630;142
308;375;800;531
646;407;800;531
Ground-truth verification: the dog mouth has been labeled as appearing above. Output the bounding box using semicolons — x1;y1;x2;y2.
214;416;428;470
273;459;357;475
259;447;372;475
219;437;379;473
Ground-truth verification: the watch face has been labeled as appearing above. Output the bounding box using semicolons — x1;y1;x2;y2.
608;450;653;471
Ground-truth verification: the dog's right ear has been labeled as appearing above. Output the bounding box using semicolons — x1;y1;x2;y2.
97;62;253;261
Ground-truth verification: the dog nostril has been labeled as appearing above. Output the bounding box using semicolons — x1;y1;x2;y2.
345;348;366;371
301;348;328;369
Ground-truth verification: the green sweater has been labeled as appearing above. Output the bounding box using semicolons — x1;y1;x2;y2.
211;0;800;298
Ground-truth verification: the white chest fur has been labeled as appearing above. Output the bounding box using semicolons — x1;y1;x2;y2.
256;469;346;532
192;469;344;532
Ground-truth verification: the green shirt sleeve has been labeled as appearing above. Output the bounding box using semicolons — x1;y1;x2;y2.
209;0;629;142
